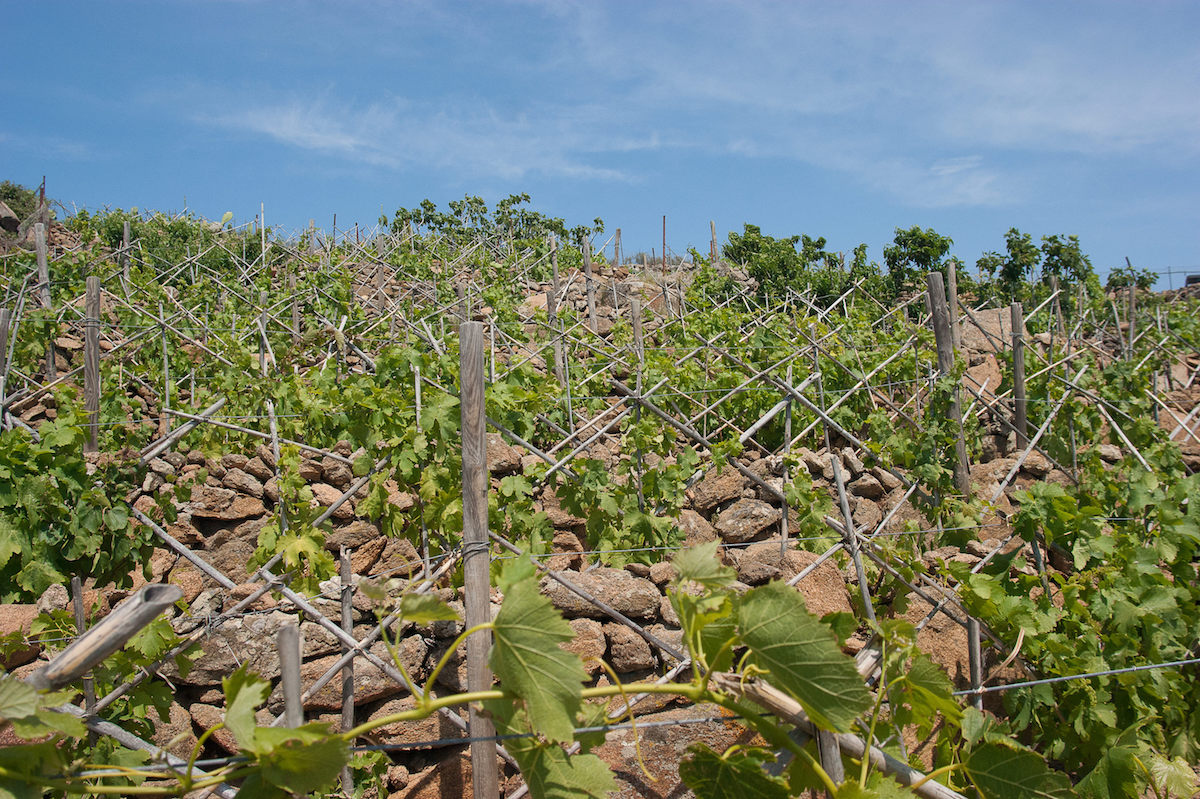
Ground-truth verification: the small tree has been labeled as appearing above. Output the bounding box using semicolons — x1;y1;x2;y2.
883;226;953;295
999;228;1040;299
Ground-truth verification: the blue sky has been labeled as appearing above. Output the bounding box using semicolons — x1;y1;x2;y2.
4;1;1199;286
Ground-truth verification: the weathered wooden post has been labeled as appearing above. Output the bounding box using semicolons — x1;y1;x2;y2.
0;308;11;406
1011;302;1028;447
35;223;57;380
947;260;961;352
460;321;499;799
926;272;971;498
582;238;598;333
547;237;566;385
340;547;355;795
84;276;101;452
277;625;303;728
121;221;131;285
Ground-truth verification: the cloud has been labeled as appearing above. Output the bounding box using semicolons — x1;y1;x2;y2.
209;94;648;182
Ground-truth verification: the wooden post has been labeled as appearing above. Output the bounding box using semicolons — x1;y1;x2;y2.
611;228;621;312
159;300;169;438
967;618;983;710
630;296;644;365
71;576;97;744
121;221;131;285
460;321;499;799
277;625;303;728
946;261;961;352
340;547;355;795
0;308;10;406
1126;258;1137;358
548;237;566;385
289;271;300;343
926;273;971;498
582;238;598;333
1011;302;1028;447
84;276;101;452
35;223;57;381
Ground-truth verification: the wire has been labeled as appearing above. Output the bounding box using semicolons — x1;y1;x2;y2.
954;656;1200;696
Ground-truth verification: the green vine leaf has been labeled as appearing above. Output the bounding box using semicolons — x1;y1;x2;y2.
678;744;789;799
253;724;349;794
222;665;270;749
736;582;872;733
964;742;1073;798
400;593;458;625
490;577;587;743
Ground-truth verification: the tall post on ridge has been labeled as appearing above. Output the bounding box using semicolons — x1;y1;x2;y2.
1011;302;1028;448
582;238;598;334
946;260;961;352
84;276;101;452
927;272;971;498
460;321;499;799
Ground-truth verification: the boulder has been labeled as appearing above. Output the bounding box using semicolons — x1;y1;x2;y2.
540;568;661;621
686;466;747;514
714;499;781;543
603;623;656;672
485;433;522;476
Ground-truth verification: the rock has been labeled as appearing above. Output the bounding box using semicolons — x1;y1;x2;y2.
375;537;422;578
648;562;676;586
242;456;273;481
0;605;40;668
563;618;606;674
288;639;425;710
352;537;387;573
1020;451;1052;477
36;584;70;614
851;498;883;533
736;556;782;585
167;561;205;604
714;499;781;543
540;568;661;621
676;509;717;547
659;595;680;626
311;482;354;521
263;476;280;504
172;610;301;684
255;443;277;470
365;696;460;747
151;702;198;758
207;538;258;585
798;447;824;476
604;623;655;672
321;457;354;488
547;531;585;571
1096;443;1122;462
590;704;767;796
873;467;903;492
385;481;416;512
841;447;865;478
540;489;586;530
0;201;19;233
220;454;248;471
147;457;175;477
191;489;265;522
485;433;522;476
222;467;264;498
298;458;323;481
850;473;885;499
326;520;381;551
191;703;268;754
739;544;853;618
686;466;747;514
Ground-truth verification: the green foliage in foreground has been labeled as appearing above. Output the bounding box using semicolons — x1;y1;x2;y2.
14;547;1181;798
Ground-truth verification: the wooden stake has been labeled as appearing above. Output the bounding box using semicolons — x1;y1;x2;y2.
277;624;303;728
582;238;598;333
459;321;499;799
84;276;100;452
340;547;355;796
926;272;971;498
0;308;11;406
967;617;983;710
121;221;131;285
548;237;566;385
947;260;961;352
71;576;97;744
1011;302;1028;447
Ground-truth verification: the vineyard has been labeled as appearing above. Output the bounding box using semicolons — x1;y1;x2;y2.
0;195;1198;798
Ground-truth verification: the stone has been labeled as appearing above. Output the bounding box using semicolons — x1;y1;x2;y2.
375;537;422;578
873;467;903;492
686;466;747;514
1020;451;1052;477
263;476;280;504
851;498;883;534
676;509;717;547
739;543;853;618
287;638;425;711
322;456;354;488
222;467;264;498
298;458;323;481
714;499;781;543
326;520;381;551
563;618;606;674
485;433;522;476
647;562;676;586
192;492;265;522
352;537;388;573
540;489;586;530
150;702;198;758
255;443;277;470
0;605;40;668
736;556;782;585
36;584;70;614
207;538;258;585
547;531;586;571
171;610;301;685
1096;444;1122;462
166;518;203;547
365;696;461;748
603;623;655;672
147;457;175;477
841;447;865;478
219;454;248;471
850;473;885;499
386;481;416;512
242;456;273;481
540;568;661;621
167;561;205;604
311;482;355;521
